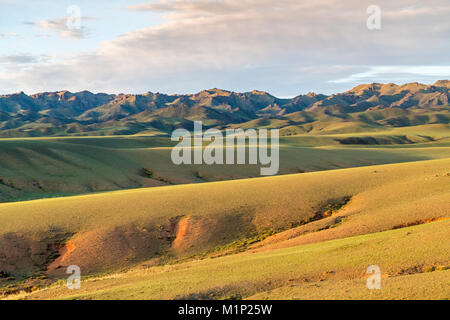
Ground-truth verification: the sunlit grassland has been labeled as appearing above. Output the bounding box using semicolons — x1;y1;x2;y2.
0;158;448;285
14;219;449;300
0;124;449;300
0;124;449;203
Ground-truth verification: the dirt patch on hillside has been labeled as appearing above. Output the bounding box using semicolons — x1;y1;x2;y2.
44;213;251;276
170;213;255;257
171;216;218;255
0;230;74;296
392;264;449;276
46;225;171;276
392;217;448;230
1;211;255;286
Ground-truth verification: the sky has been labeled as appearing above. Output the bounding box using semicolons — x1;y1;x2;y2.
0;0;449;97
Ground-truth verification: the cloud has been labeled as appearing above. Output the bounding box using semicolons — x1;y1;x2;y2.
1;0;449;95
126;0;231;13
25;17;92;39
384;5;450;18
330;66;450;83
0;54;40;64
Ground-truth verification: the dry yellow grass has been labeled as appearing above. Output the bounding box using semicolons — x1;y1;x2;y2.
248;270;450;300
0;158;449;281
9;219;450;300
1;124;450;203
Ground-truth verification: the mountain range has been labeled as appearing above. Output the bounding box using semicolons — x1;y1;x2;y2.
0;80;449;137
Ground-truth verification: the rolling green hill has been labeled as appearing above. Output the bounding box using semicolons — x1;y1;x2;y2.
0;81;449;300
1;124;449;203
1;158;448;299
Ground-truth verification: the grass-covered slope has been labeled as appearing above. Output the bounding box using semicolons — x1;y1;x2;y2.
0;158;448;298
9;219;449;300
1;124;449;203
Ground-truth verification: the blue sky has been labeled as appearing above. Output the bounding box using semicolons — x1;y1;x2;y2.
0;0;161;58
0;0;449;97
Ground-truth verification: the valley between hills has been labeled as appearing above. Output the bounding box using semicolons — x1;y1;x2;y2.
0;81;449;300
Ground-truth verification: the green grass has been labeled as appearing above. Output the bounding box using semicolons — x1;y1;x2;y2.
0;124;449;300
12;219;449;300
249;270;450;300
1;124;449;203
0;158;448;285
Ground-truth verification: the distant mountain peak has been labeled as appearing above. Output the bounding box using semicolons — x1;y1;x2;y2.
250;89;271;95
0;80;448;137
434;80;450;88
346;83;383;94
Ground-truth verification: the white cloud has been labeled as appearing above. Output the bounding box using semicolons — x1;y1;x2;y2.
25;16;93;39
330;66;450;83
384;5;450;18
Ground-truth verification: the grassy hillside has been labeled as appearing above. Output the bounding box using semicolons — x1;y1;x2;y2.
0;117;448;300
1;124;449;203
7;219;449;300
0;158;449;299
